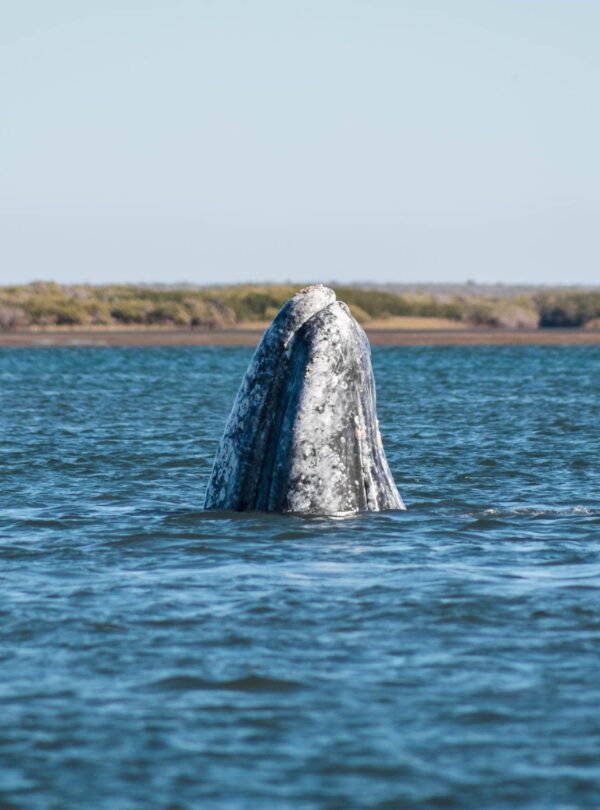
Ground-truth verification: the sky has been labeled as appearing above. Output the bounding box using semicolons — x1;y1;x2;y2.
1;0;599;286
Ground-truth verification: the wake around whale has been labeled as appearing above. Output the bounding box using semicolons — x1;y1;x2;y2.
204;285;405;515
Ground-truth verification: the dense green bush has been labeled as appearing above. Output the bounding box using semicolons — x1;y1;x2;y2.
538;293;600;327
237;291;283;320
145;302;191;326
22;299;88;325
108;300;151;324
334;287;462;320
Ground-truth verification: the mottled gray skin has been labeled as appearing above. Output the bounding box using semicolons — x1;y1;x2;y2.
204;285;405;514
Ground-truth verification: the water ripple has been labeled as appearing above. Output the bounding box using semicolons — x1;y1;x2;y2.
1;346;599;809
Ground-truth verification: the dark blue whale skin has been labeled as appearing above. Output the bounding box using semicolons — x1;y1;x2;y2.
204;285;405;514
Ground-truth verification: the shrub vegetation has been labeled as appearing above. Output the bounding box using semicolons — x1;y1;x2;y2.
0;282;598;330
537;292;600;328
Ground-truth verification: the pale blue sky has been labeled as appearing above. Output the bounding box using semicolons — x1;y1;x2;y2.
1;1;599;285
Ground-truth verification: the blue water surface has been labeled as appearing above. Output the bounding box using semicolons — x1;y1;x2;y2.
1;346;599;809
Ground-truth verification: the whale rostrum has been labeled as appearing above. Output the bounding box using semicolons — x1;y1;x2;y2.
204;285;405;514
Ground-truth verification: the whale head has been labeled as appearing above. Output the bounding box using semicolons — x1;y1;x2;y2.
204;285;405;514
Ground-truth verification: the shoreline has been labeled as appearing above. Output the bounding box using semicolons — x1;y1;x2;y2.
1;327;600;347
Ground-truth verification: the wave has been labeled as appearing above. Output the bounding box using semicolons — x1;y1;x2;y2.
148;673;303;693
479;506;599;517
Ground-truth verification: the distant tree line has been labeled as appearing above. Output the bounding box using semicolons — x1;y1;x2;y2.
0;282;599;330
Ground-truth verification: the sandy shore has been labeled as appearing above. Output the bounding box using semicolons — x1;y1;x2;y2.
2;328;600;347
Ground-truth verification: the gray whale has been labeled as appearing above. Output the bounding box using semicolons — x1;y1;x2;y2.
204;285;405;514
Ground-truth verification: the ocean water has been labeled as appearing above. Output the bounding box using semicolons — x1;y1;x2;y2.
1;345;599;810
